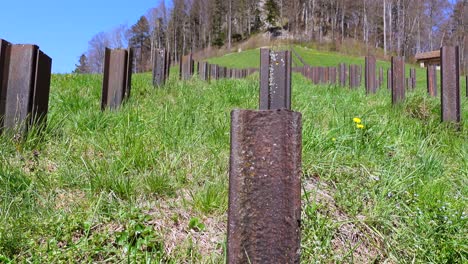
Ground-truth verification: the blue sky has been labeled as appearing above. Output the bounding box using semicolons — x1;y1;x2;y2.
0;0;165;73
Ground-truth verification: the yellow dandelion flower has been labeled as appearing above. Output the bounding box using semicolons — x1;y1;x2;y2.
353;117;362;124
356;124;364;129
332;138;336;142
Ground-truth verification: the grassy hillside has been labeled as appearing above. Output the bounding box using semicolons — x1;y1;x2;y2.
0;46;467;263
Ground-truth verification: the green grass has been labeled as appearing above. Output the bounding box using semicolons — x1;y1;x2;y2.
0;46;467;263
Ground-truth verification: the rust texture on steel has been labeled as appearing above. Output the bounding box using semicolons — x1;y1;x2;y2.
179;53;194;80
1;43;52;132
387;69;392;90
227;109;302;264
152;49;167;87
391;57;405;104
101;48;132;110
410;68;416;90
210;64;219;80
259;49;291;110
339;63;346;87
378;67;384;88
0;39;11;129
440;46;460;123
349;65;358;89
199;62;209;81
329;67;337;84
365;56;377;94
427;65;437;97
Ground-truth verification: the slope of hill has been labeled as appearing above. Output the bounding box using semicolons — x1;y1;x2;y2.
0;47;467;263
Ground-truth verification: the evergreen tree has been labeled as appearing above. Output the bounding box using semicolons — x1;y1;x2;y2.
73;53;89;74
128;16;151;72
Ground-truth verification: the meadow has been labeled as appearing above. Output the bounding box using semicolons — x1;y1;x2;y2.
0;45;467;263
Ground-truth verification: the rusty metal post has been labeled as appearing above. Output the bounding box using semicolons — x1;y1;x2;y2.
0;39;11;129
199;62;209;81
440;46;460;123
387;69;392;90
378;67;384;88
329;67;337;85
227;109;302;264
101;48;132;110
339;63;346;87
0;43;52;132
365;56;376;94
152;49;167;87
180;53;194;80
410;68;416;90
210;64;219;80
427;66;437;97
391;57;405;104
324;67;329;84
259;49;291;110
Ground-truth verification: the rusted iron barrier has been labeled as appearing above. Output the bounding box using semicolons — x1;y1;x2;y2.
259;49;291;110
440;46;460;123
378;67;384;89
219;66;227;79
179;53;194;80
365;56;376;94
210;64;219;80
101;48;133;110
339;63;347;87
427;66;437;97
387;69;392;90
329;67;337;85
227;109;302;263
410;68;416;90
0;40;52;133
391;57;405;104
152;49;169;87
349;65;359;89
199;62;209;81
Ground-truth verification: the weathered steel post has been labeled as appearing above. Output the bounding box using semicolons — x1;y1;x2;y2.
0;41;52;133
179;53;194;80
227;109;302;264
365;56;376;94
259;49;291;110
440;46;460;123
152;49;168;87
391;57;405;104
101;48;133;110
427;65;437;97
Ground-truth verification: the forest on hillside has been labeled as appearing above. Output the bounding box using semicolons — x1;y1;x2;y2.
74;0;467;74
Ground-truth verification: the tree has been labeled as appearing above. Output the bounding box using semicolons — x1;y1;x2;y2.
73;54;89;74
128;16;151;72
87;32;110;73
265;0;280;26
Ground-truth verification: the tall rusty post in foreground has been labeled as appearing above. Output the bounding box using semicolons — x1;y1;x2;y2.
152;49;169;87
101;48;133;110
0;41;52;133
440;46;460;123
427;65;437;97
259;49;291;110
365;56;376;94
227;109;302;264
391;57;405;104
